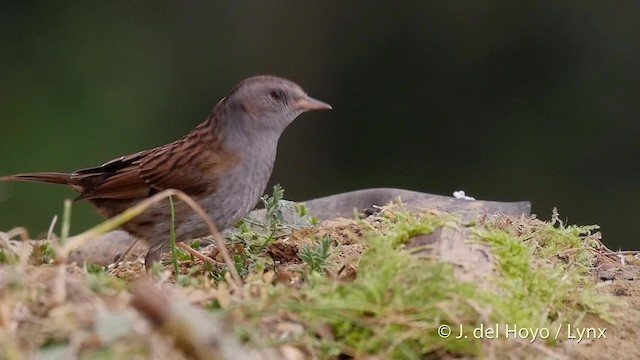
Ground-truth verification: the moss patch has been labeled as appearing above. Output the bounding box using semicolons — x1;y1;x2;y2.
0;201;635;359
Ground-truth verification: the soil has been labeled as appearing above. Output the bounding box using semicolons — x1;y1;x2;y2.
1;215;639;359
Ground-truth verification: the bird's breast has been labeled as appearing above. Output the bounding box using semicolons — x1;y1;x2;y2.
198;140;278;230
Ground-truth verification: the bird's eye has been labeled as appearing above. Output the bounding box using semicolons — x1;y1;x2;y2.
269;90;285;101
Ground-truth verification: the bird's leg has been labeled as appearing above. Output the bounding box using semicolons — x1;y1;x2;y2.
144;240;220;270
176;242;219;267
112;237;142;265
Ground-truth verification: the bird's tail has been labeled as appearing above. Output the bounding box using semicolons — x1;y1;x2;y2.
0;172;72;185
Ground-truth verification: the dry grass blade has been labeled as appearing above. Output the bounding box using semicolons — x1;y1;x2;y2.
5;227;29;241
62;189;242;287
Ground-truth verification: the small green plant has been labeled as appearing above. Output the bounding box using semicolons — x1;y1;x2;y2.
298;237;333;273
85;267;127;294
233;185;318;249
34;242;56;264
0;250;9;264
261;183;287;231
168;195;180;276
85;263;106;274
190;239;202;249
227;185;319;276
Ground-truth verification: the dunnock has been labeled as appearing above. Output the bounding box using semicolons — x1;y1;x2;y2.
0;75;332;265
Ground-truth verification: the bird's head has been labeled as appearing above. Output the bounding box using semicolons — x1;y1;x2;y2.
222;75;332;132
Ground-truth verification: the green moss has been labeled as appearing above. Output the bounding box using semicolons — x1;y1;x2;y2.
85;269;128;295
232;211;612;359
1;193;614;359
480;216;612;342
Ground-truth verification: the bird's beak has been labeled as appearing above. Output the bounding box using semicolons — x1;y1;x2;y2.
296;95;332;111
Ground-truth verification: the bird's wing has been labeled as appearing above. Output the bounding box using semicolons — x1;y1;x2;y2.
74;137;238;201
138;135;240;194
72;149;154;200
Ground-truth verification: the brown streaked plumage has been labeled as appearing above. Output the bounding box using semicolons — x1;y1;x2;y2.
0;75;332;266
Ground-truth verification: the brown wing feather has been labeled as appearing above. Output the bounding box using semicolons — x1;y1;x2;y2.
136;129;240;196
76;168;150;200
75;123;238;201
72;149;153;200
137;143;211;195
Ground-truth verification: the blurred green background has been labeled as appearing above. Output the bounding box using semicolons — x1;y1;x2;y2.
1;2;638;249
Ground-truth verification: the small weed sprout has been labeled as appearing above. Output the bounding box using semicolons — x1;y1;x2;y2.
233;185;317;248
228;185;319;275
298;237;333;273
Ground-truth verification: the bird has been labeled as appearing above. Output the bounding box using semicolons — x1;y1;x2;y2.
0;75;332;266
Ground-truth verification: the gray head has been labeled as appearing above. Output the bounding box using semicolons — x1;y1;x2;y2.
220;75;332;133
